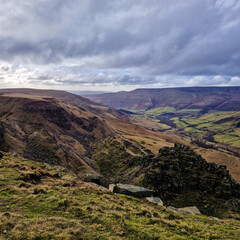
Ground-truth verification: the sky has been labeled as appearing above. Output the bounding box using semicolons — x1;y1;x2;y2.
0;0;240;91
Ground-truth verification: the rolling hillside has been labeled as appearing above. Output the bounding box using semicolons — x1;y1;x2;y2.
86;87;240;112
0;88;122;117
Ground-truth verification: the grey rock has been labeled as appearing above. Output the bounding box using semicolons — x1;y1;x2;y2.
177;206;201;215
110;183;155;198
167;206;201;215
211;216;220;221
83;174;109;188
167;206;178;212
109;184;115;192
146;197;163;206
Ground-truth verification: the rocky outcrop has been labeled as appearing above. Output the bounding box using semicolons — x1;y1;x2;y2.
109;183;155;198
140;144;240;216
143;144;240;199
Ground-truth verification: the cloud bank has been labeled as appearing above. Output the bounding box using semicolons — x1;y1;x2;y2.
0;0;240;90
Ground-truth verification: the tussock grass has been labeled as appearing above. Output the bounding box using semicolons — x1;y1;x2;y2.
0;155;239;239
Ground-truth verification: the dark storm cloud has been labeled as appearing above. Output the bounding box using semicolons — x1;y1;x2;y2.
0;0;240;87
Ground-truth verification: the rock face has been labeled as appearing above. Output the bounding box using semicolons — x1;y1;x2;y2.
83;174;109;188
143;144;240;199
109;183;155;198
95;143;239;217
140;144;240;216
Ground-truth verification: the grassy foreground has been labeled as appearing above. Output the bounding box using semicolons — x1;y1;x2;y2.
0;155;239;240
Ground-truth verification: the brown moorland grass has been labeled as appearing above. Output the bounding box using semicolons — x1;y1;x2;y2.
0;154;239;240
195;147;240;182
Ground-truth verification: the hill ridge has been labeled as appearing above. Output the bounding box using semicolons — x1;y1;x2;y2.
85;86;240;111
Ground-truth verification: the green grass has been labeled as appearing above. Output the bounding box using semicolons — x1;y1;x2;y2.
0;155;240;239
128;107;240;150
214;134;240;148
200;112;237;121
184;127;205;133
157;122;172;130
177;109;201;113
145;107;176;115
181;117;207;125
171;117;188;128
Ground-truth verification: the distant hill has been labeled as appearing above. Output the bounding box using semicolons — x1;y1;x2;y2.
69;90;111;95
86;86;240;112
0;88;121;117
0;91;115;175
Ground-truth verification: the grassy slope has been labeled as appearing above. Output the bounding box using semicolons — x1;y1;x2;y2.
0;155;240;240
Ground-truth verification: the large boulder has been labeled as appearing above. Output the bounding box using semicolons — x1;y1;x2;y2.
83;174;109;188
109;183;155;198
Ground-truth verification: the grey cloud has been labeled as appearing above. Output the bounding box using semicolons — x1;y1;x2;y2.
27;70;150;86
0;0;239;88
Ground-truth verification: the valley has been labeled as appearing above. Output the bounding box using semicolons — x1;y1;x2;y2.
2;1;240;239
128;108;240;154
0;89;179;177
0;88;240;239
86;87;240;182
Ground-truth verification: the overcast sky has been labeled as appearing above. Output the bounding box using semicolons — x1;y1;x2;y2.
0;0;240;91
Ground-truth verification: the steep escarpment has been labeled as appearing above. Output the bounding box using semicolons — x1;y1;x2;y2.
0;95;114;175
